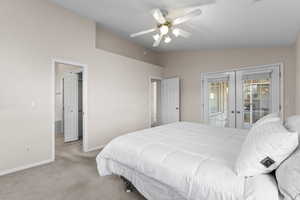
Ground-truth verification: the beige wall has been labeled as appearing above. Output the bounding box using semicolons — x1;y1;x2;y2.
296;34;300;114
0;0;162;174
160;48;296;122
96;25;160;66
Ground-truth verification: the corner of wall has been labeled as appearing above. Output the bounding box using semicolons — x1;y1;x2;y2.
155;51;167;72
95;24;162;66
296;33;300;114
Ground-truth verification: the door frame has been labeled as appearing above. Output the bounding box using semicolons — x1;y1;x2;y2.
149;76;162;128
201;63;284;126
52;58;89;161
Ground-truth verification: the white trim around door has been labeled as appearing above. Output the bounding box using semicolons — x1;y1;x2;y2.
52;59;89;162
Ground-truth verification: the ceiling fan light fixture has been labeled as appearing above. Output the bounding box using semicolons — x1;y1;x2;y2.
164;36;172;43
160;25;169;35
131;3;209;47
172;28;180;37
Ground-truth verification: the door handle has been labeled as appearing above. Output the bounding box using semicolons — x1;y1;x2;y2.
231;111;235;114
237;111;241;114
176;107;179;110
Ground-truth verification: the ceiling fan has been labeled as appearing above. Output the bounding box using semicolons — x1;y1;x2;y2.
130;0;216;47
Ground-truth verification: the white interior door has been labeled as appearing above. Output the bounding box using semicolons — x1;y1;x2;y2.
236;65;280;129
161;77;180;124
202;72;236;128
63;73;79;142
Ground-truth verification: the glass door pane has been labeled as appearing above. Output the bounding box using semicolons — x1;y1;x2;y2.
202;72;236;128
208;81;229;127
243;78;271;128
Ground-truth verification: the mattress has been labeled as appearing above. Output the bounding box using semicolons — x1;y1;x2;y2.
96;122;280;200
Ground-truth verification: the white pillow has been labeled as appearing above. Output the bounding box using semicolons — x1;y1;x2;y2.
244;174;280;200
276;147;300;200
235;121;298;177
253;112;280;128
285;115;300;136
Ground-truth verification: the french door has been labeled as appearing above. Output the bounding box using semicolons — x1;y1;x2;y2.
202;72;236;128
202;64;281;129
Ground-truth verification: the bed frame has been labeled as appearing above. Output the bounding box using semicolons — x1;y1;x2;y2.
120;176;136;193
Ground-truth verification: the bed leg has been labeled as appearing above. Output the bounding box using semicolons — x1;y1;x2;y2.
120;176;135;193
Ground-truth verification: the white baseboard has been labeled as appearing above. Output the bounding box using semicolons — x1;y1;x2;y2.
0;158;54;177
0;144;104;176
85;144;105;152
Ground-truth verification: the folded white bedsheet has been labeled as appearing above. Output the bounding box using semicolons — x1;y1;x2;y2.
96;122;280;200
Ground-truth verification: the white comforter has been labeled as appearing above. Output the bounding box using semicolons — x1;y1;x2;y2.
97;122;280;200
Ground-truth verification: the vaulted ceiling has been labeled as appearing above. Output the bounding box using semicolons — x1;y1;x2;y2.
49;0;300;51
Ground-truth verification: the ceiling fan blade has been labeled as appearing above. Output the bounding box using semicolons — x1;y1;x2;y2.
173;28;191;38
173;9;202;25
167;0;216;19
193;0;216;7
153;35;163;47
151;9;167;24
130;28;156;38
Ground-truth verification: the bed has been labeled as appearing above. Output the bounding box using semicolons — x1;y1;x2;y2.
96;122;281;200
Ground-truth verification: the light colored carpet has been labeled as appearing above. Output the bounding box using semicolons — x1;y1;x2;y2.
0;136;145;200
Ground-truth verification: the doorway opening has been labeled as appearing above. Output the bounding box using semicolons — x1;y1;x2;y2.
150;78;162;127
53;60;88;160
149;77;180;127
